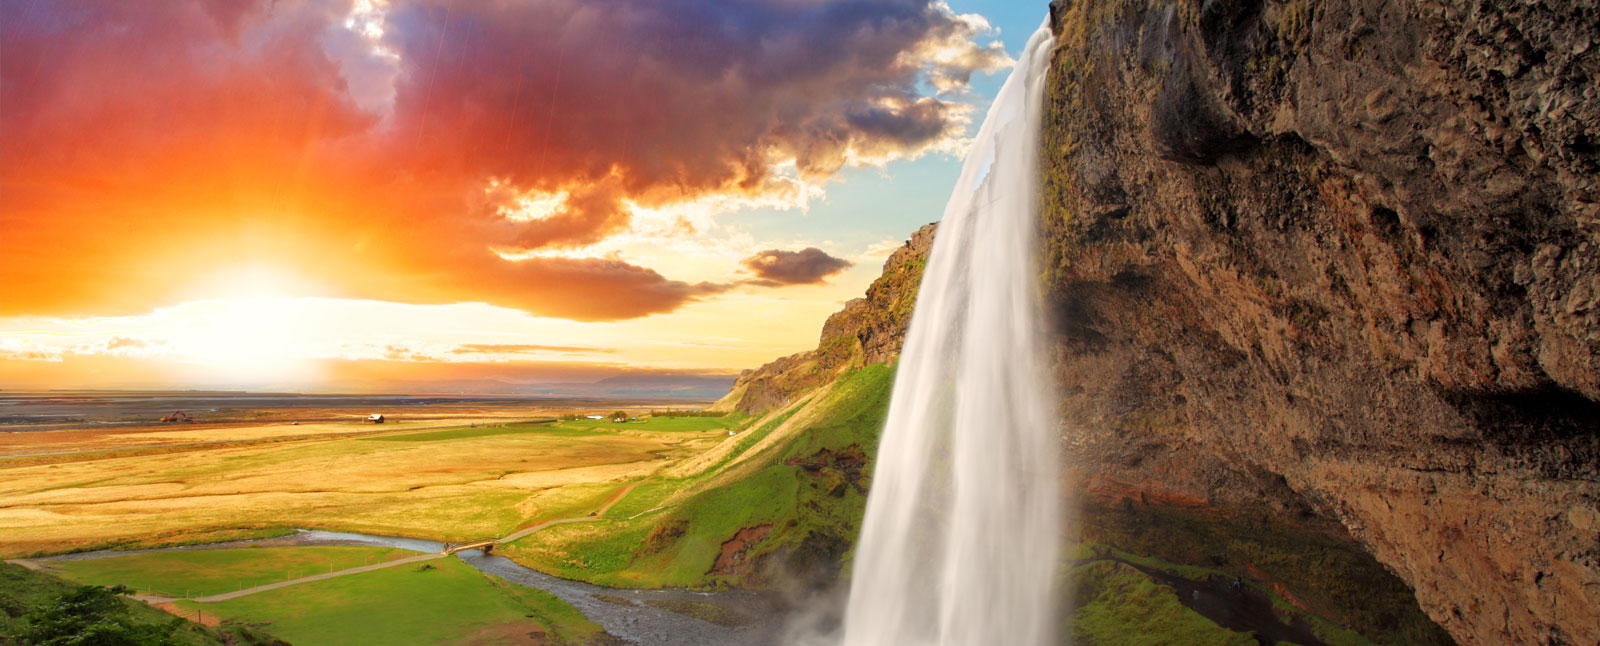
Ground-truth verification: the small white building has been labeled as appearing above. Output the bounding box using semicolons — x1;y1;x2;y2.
585;414;606;420
366;414;386;424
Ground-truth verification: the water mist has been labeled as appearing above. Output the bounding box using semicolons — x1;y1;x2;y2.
837;21;1061;646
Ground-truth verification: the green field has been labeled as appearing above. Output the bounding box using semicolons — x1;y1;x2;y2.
0;563;286;645
557;415;737;433
0;363;1432;645
363;423;586;443
0;414;694;557
173;557;607;646
52;546;416;598
499;364;893;588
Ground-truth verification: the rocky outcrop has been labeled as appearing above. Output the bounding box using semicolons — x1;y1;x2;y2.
714;223;935;414
715;1;1597;642
1043;1;1599;644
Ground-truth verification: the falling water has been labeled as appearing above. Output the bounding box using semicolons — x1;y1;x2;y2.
838;21;1060;646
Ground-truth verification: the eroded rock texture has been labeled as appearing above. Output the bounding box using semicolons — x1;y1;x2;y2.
1043;0;1599;643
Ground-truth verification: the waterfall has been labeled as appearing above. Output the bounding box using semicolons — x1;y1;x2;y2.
837;20;1060;646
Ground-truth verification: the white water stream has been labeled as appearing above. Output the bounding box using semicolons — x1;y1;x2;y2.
837;21;1061;646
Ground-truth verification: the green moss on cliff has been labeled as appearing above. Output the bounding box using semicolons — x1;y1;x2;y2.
500;364;894;589
1080;502;1455;646
1070;560;1258;646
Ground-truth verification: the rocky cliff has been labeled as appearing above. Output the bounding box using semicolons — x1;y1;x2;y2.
718;1;1599;644
714;223;935;414
1041;1;1598;644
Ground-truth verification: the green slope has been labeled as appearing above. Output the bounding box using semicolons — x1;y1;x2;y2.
499;363;893;589
0;562;286;646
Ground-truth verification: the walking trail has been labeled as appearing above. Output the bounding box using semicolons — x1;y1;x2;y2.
15;480;641;605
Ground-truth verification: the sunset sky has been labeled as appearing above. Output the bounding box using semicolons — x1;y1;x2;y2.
0;0;1041;392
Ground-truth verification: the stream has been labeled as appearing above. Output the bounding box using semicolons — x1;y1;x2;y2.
36;529;785;646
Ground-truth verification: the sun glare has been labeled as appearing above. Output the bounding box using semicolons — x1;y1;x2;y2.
164;296;322;385
186;264;328;301
160;265;331;385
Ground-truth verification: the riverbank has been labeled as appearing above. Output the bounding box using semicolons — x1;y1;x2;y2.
20;528;784;646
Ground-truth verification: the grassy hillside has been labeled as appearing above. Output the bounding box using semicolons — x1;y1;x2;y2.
0;562;286;645
499;363;894;589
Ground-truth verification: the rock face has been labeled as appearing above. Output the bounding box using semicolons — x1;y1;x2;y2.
715;223;935;414
718;2;1599;642
1042;1;1599;644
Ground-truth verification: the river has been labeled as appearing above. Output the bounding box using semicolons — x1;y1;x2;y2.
35;529;786;646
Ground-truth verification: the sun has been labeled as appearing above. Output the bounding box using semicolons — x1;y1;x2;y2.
159;265;331;385
184;264;330;301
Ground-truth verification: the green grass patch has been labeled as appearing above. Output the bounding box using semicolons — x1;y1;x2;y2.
53;546;416;598
559;416;734;433
175;558;608;646
1080;502;1453;646
521;482;630;525
1072;544;1378;646
503;363;896;589
1070;560;1257;646
599;479;680;519
363;423;563;442
21;527;298;560
0;563;285;645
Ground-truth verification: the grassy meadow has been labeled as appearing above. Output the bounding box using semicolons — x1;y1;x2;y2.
0;416;731;558
169;557;608;646
0;562;287;646
0;371;1433;646
498;364;894;588
50;546;417;598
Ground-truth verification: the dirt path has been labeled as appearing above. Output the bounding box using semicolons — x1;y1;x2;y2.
495;481;638;544
4;558;47;572
127;480;644;604
192;552;447;603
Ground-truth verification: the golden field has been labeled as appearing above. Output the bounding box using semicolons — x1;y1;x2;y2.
0;415;734;558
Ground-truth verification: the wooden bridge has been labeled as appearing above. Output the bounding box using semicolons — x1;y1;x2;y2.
62;482;644;607
443;539;498;555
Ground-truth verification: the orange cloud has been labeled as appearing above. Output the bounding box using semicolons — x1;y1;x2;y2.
0;0;1007;320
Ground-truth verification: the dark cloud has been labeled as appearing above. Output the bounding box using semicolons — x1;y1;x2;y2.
449;253;737;321
0;0;1007;320
741;247;853;285
382;0;1007;249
